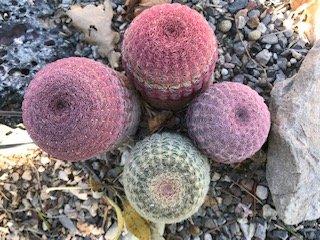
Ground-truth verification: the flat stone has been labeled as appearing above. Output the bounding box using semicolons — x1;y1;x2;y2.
228;0;249;13
267;41;320;225
255;49;272;65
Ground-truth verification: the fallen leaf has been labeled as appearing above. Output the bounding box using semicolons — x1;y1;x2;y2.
104;196;125;240
0;124;39;169
67;1;119;60
77;222;104;236
290;0;320;43
123;200;151;240
291;0;311;10
125;0;171;19
148;111;173;133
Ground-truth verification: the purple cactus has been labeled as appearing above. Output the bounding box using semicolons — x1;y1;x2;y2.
122;3;218;110
186;82;271;164
22;57;140;162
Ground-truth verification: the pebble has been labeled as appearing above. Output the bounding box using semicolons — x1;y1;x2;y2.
248;30;262;41
218;20;232;33
221;68;229;76
211;172;221;181
58;215;78;235
204;233;213;240
261;34;278;44
268;230;289;240
255;185;268;200
228;0;249;13
255;49;272;65
236;16;247;29
58;170;69;181
262;204;277;220
22;170;32;181
204;218;216;229
257;23;267;33
11;172;19;181
255;223;267;240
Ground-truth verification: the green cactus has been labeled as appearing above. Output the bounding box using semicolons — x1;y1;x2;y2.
123;132;210;224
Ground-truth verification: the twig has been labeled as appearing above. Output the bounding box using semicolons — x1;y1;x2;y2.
232;180;264;205
46;186;90;193
0;111;22;117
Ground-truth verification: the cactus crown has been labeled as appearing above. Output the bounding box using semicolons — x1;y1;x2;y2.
123;132;210;224
187;82;271;164
22;57;140;161
122;3;218;109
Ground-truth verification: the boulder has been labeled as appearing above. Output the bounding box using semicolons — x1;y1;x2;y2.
267;41;320;225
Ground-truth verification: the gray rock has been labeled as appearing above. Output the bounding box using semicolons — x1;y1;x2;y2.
254;223;267;240
248;30;262;41
255;49;272;65
267;41;320;225
228;0;249;13
261;34;278;44
255;185;268;200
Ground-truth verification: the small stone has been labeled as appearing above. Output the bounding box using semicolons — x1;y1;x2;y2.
255;49;272;65
268;230;289;240
211;172;221;181
11;172;19;181
248;30;262;41
262;204;277;220
255;223;267;240
247;16;260;29
257;23;267;34
234;41;246;56
236;16;247;29
218;20;232;33
58;170;69;181
22;170;32;181
221;68;229;76
256;185;268;200
291;49;302;60
228;0;249;13
204;233;213;240
261;34;278;44
204;218;215;229
59;215;78;235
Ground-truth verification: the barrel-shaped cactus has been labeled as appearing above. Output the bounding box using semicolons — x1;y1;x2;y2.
123;133;210;223
22;57;140;162
122;3;218;110
187;82;271;164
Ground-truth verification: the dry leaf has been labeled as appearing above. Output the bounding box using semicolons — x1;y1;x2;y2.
67;1;119;59
290;0;320;43
77;222;104;236
123;200;151;240
104;196;125;240
291;0;311;10
148;111;173;133
125;0;171;19
0;124;39;169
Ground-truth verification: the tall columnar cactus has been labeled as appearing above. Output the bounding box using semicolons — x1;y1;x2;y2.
187;82;271;164
122;3;218;110
22;57;140;162
123;133;210;224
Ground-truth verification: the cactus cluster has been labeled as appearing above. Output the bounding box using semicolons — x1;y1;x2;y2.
186;82;271;164
123;133;210;223
122;3;218;110
21;3;273;225
22;57;140;161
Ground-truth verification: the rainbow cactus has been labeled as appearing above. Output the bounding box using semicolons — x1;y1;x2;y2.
187;82;271;164
22;57;140;161
122;3;218;110
123;132;210;223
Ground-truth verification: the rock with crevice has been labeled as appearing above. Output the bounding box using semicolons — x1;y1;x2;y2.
267;41;320;225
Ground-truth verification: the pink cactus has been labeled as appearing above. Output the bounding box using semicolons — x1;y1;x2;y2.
122;3;218;110
186;82;271;164
22;57;140;162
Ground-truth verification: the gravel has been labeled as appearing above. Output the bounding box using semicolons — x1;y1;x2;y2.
0;0;316;239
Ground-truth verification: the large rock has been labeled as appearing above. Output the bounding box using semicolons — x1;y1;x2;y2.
267;41;320;225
